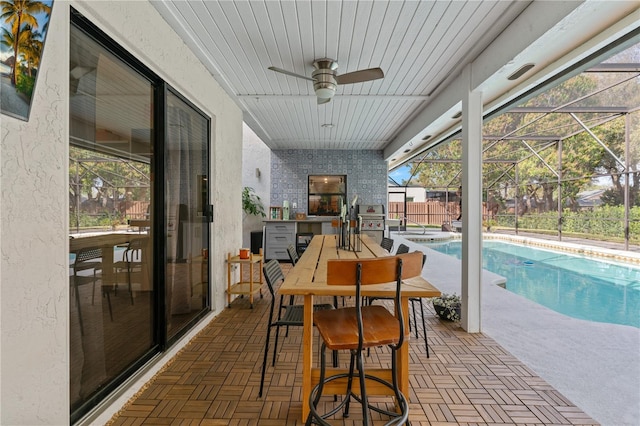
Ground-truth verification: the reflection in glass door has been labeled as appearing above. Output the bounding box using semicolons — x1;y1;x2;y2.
69;20;156;420
165;89;211;340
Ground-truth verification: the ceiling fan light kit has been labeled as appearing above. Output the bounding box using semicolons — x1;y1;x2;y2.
312;61;338;103
269;58;384;104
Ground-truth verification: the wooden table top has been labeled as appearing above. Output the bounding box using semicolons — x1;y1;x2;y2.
69;232;143;252
279;234;441;298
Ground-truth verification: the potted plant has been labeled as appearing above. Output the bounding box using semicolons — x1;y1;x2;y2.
242;187;266;254
483;218;497;232
432;293;461;322
242;186;266;218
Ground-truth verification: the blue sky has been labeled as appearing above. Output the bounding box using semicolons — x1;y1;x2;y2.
388;164;414;186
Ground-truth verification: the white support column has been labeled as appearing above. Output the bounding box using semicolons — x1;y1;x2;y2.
461;65;483;333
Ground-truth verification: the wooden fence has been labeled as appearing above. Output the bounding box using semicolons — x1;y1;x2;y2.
120;200;149;220
388;201;489;225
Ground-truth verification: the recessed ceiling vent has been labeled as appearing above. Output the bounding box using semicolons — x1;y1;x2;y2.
508;63;535;81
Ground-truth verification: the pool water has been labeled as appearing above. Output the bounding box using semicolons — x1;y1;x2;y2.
421;240;640;328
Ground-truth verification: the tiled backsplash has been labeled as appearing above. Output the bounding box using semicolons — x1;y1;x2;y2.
270;150;387;218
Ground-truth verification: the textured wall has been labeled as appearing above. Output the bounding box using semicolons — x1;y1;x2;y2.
270;150;388;216
0;1;243;423
0;2;69;423
242;124;271;248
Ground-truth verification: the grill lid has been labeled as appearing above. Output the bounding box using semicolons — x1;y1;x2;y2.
357;204;385;215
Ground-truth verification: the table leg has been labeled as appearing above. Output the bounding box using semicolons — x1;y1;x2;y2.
301;294;314;421
249;261;254;308
259;256;263;297
101;244;116;285
227;254;231;307
398;297;410;398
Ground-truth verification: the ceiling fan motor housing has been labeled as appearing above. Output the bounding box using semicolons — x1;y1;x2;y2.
312;59;338;99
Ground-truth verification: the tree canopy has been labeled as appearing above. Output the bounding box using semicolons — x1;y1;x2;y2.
407;52;639;212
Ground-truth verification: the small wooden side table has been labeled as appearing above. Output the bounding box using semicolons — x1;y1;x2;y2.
226;248;264;308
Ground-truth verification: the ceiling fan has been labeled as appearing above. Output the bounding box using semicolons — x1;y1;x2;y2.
268;59;384;104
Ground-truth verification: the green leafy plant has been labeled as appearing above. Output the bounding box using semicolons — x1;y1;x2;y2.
242;186;266;217
432;293;461;322
16;74;35;98
483;219;498;232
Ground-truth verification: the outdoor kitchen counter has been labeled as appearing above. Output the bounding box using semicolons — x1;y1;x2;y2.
262;217;337;222
263;218;337;260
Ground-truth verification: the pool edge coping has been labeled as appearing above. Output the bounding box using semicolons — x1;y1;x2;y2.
406;232;640;265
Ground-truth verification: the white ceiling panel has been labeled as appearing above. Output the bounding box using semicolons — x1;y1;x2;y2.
150;0;640;166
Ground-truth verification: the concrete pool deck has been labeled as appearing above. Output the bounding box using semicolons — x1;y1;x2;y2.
393;231;640;426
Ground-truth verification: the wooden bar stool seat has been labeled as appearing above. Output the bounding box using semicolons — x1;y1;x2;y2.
305;252;423;425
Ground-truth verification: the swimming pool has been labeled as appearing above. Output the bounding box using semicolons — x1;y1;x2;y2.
419;240;640;328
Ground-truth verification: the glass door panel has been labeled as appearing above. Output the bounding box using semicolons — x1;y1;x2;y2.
165;90;211;339
69;24;155;416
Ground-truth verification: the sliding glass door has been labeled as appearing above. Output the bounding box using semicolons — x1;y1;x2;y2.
69;9;211;422
69;21;156;420
165;89;211;341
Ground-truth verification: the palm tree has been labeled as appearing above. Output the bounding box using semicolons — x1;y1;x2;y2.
1;26;13;50
18;25;42;77
1;24;32;77
0;0;50;85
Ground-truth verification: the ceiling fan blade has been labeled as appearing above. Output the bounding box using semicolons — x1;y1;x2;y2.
268;66;315;82
317;97;332;105
335;67;384;85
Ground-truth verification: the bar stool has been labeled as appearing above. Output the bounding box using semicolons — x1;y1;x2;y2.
287;243;300;265
367;251;430;358
259;259;334;397
380;237;394;253
305;252;423;425
395;243;410;254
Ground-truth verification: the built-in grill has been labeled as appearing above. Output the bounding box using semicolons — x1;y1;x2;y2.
357;204;385;244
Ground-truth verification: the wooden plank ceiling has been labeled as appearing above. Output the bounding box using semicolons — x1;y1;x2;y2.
152;1;525;151
150;0;639;167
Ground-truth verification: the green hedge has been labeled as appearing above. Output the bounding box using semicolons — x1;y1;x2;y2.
16;74;35;99
69;211;126;229
495;206;640;244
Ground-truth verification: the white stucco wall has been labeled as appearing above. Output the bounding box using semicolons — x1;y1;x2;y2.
242;123;270;250
0;1;243;424
1;1;69;423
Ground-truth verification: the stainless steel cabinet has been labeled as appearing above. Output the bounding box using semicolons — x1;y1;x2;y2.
264;222;296;260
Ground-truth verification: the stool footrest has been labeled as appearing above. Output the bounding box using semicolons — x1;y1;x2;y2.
307;369;408;425
311;367;394;396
